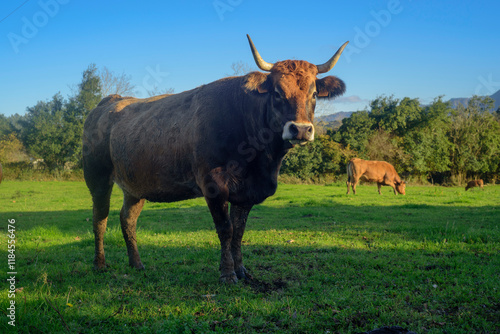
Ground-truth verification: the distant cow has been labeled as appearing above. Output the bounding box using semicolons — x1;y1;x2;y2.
83;35;348;283
465;179;484;191
347;158;405;195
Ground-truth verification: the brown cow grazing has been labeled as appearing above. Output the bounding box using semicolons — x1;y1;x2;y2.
347;158;405;195
83;35;348;283
465;179;484;191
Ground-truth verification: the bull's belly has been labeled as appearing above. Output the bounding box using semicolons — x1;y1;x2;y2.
360;174;384;183
114;173;202;203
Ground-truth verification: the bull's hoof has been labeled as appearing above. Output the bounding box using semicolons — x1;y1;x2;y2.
93;256;107;270
219;272;238;284
93;261;108;270
129;261;145;270
235;266;252;281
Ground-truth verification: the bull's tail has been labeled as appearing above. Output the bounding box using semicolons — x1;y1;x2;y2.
346;160;353;184
346;160;354;194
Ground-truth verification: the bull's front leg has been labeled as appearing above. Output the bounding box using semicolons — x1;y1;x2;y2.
230;204;252;280
203;179;237;283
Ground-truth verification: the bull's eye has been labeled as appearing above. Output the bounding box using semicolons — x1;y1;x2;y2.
312;92;318;100
273;89;282;100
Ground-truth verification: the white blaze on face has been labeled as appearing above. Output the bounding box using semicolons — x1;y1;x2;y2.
282;121;315;143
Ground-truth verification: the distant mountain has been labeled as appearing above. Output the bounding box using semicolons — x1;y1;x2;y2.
448;97;471;109
491;90;500;110
316;111;353;130
317;111;353;123
449;89;500;110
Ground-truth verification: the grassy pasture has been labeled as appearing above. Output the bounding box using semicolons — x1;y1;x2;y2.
0;181;499;333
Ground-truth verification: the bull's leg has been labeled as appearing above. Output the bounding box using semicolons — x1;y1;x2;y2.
91;186;113;269
211;201;236;283
230;204;252;280
377;183;383;195
203;181;236;283
352;179;358;195
346;179;351;194
120;192;146;269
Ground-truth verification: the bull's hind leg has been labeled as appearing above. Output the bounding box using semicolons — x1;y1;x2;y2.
92;188;113;269
120;192;146;269
85;174;113;270
230;204;252;280
352;179;358;194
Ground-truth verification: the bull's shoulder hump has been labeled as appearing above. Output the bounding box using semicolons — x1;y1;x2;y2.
97;94;130;107
98;94;177;114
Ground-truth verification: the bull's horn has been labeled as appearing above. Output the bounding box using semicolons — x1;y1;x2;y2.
316;41;349;74
246;34;274;72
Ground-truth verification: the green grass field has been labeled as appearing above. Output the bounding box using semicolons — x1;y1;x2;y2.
1;181;499;333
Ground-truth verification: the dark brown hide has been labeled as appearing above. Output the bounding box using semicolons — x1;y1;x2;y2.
347;158;405;195
83;36;347;283
465;179;484;191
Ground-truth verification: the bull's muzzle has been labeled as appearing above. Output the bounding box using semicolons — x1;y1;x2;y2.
282;121;315;144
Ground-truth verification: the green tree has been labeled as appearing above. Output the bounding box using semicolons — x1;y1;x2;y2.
448;96;500;182
402;97;453;181
22;94;75;169
68;63;103;118
370;96;422;136
365;129;408;170
281;140;323;180
0;114;14;137
333;110;374;155
0;133;27;163
21;64;104;170
280;134;346;180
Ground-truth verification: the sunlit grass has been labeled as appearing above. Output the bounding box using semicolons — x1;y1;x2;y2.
0;181;499;333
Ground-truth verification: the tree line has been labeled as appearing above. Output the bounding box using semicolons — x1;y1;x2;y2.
1;64;499;184
282;95;500;184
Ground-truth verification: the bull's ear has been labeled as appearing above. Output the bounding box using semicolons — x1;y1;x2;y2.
244;72;271;94
316;76;346;98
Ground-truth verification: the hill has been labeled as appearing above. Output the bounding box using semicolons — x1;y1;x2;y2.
491;89;500;110
316;111;353;130
449;89;500;110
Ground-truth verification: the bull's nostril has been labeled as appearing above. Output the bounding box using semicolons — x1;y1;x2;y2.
306;126;313;134
289;124;299;137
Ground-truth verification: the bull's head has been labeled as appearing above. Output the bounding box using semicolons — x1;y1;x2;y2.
396;181;406;195
245;35;348;146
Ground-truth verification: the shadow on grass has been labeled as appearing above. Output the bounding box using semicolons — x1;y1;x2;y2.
4;232;500;333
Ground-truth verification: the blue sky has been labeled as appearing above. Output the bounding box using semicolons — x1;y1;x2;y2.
1;0;499;117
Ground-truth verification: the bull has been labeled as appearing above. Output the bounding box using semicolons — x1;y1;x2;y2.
346;158;406;195
82;35;348;283
465;179;484;191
